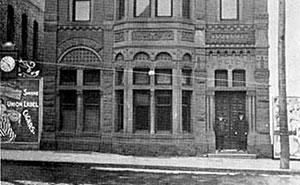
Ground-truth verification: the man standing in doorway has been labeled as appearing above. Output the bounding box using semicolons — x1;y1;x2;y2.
215;116;228;152
236;113;248;152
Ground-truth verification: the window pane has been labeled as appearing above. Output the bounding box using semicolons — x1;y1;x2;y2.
115;91;124;132
116;0;125;20
182;0;190;19
135;0;151;17
83;90;100;132
215;70;228;87
182;69;192;86
60;69;77;85
156;0;172;16
155;91;172;132
233;70;246;86
60;90;77;132
115;68;124;85
182;91;191;133
133;91;150;132
74;0;91;21
155;69;172;85
83;70;100;85
221;0;238;19
133;68;150;85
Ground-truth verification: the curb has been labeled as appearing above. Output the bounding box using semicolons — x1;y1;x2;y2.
2;159;300;176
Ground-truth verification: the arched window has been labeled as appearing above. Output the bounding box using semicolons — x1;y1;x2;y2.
21;14;28;59
155;52;172;61
33;21;39;61
7;5;15;42
133;52;150;61
182;53;192;62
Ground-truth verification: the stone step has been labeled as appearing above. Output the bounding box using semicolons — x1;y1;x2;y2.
208;151;257;159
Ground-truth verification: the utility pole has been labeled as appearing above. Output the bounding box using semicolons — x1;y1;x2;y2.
278;0;290;169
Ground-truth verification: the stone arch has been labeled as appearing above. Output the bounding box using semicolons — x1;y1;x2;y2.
155;52;172;61
182;53;192;62
133;52;150;61
58;46;102;64
57;37;103;58
115;53;124;61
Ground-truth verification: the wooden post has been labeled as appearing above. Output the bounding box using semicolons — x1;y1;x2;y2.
278;0;290;169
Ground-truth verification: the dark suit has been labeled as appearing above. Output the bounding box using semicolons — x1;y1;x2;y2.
236;118;248;151
215;119;228;150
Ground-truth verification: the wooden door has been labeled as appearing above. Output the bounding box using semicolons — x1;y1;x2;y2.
215;92;246;150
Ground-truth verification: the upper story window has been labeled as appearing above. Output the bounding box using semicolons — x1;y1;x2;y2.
155;69;172;85
233;69;246;87
220;0;238;20
21;14;28;59
215;70;228;87
7;5;15;42
116;0;125;20
156;0;172;17
134;0;151;18
73;0;91;21
133;68;150;85
33;21;39;61
182;0;190;19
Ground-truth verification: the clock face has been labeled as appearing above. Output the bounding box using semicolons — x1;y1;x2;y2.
0;56;16;72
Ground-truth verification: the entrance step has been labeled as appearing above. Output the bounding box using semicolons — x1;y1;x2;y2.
208;150;257;159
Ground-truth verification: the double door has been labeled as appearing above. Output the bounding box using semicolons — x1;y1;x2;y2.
215;91;246;150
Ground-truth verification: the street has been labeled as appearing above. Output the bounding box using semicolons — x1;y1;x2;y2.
1;161;300;185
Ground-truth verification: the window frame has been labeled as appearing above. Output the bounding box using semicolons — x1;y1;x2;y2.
182;0;190;19
72;0;92;22
133;90;151;132
155;69;172;85
182;91;192;133
83;90;101;133
116;0;125;20
58;68;102;133
155;90;172;132
134;0;151;18
7;5;15;42
133;68;150;85
232;69;246;87
155;0;173;17
220;0;239;20
215;70;228;87
115;90;124;132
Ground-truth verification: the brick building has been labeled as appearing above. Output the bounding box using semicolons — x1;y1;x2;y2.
0;0;44;61
42;0;271;157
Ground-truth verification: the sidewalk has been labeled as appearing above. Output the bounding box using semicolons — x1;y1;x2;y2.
1;149;300;175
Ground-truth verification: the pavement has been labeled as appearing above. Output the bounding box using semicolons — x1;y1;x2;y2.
1;149;300;175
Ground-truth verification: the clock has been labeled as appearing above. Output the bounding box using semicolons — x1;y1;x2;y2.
0;56;16;72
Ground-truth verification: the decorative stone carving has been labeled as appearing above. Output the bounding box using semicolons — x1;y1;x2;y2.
255;13;269;20
181;31;194;42
114;31;125;43
132;31;174;41
206;32;255;45
206;24;255;45
58;26;103;31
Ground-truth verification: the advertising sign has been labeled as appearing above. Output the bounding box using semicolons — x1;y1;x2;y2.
273;97;300;159
0;78;43;143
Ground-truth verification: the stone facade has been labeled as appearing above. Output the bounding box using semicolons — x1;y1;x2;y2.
42;0;271;157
